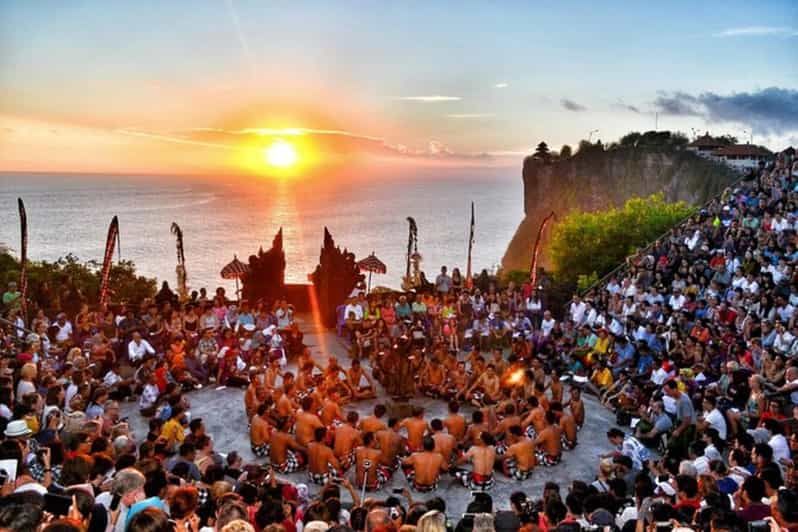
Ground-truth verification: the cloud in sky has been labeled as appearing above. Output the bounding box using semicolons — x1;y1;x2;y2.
117;126;491;161
652;92;702;116
714;26;798;37
447;113;495;119
612;101;641;113
653;87;798;135
397;95;461;102
493;83;509;89
561;99;587;112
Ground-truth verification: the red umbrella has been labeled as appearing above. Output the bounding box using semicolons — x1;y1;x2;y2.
221;255;249;297
357;252;387;293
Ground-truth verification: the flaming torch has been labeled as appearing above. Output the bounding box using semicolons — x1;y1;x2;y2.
505;368;526;388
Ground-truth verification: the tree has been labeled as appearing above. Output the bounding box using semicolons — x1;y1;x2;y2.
559;144;572;159
717;135;738;146
0;251;156;315
549;194;695;288
670;131;689;147
576;139;604;155
619;132;642;147
533;142;551;162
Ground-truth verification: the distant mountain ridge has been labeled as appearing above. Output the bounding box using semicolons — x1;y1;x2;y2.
502;141;740;272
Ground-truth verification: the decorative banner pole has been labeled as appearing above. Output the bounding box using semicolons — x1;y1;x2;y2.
530;211;555;288
171;222;188;302
99;216;120;311
405;216;418;279
17;198;28;321
465;201;475;289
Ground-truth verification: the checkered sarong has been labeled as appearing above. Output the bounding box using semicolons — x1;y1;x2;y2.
308;471;331;485
274;450;304;473
525;426;537;439
421;386;441;399
402;466;439;492
251;443;270;458
534;450;561;467
503;457;533;480
455;470;495;490
375;465;391;488
495;440;509;456
360;464;392;492
560;434;577;450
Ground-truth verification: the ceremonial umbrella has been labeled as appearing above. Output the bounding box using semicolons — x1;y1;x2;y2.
357;252;387;294
220;255;249;298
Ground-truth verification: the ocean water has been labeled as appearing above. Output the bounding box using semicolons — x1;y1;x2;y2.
0;169;523;292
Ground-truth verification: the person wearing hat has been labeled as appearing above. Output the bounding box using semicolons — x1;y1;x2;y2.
2;419;42;479
4;418;33;440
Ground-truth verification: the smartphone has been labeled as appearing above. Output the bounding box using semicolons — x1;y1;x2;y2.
392;487;404;494
110;493;122;511
44;493;73;516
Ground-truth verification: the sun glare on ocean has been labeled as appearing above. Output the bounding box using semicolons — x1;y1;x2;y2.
264;140;298;168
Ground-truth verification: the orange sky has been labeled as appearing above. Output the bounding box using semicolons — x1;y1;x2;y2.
2;3;794;177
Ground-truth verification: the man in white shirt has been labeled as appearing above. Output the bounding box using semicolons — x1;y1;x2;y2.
772;214;791;233
541;311;556;337
605;428;648;471
569;295;587;325
698;396;727;441
762;419;791;464
776;298;795;322
128;331;156;364
773;322;795;355
344;298;364;322
668;288;686;311
741;274;759;295
650;359;670;386
53;313;73;344
435;266;452;295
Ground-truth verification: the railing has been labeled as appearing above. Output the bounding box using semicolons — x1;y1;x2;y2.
578;171;750;296
0;315;34;345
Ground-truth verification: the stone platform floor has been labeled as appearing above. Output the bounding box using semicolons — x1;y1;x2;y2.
122;316;619;515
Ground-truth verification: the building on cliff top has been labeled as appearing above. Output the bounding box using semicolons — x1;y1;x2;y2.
712;144;773;171
687;133;726;156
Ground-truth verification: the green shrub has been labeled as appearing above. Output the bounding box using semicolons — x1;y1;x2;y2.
550;193;695;288
0;251;156;314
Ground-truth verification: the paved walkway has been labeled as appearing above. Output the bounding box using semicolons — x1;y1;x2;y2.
122;315;619;514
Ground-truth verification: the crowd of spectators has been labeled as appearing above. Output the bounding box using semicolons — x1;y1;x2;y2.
2;148;798;532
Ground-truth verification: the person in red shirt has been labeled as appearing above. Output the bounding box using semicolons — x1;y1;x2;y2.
673;474;701;522
689;320;711;344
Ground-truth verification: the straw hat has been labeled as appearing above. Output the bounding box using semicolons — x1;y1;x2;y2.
4;419;33;438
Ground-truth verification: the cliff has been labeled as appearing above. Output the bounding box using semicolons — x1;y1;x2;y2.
501;145;740;272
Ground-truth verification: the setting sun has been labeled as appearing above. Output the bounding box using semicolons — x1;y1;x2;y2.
264;140;298;168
